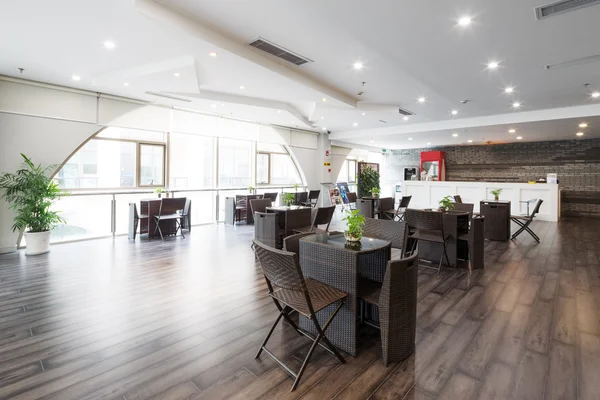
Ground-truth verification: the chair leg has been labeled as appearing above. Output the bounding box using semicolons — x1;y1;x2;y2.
255;307;286;359
155;221;164;240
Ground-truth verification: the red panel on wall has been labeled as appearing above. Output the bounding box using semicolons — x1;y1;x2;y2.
420;151;446;181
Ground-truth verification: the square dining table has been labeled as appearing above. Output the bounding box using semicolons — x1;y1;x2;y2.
299;233;391;356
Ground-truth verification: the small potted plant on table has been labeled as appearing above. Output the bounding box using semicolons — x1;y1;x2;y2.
438;195;455;212
342;209;366;242
490;188;502;201
371;187;381;199
155;187;166;198
0;154;65;255
283;193;295;207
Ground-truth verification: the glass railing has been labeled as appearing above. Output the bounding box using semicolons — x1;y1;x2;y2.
46;185;307;244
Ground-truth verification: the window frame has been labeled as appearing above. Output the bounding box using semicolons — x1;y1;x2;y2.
256;152;271;185
255;145;302;186
137;142;167;188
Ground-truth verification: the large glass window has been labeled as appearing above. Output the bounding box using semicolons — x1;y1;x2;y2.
255;143;302;185
139;144;165;186
218;138;253;188
169;133;215;189
256;153;269;184
337;159;357;184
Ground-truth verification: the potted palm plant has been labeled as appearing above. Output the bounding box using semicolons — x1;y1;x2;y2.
0;154;65;255
490;188;502;201
342;209;366;242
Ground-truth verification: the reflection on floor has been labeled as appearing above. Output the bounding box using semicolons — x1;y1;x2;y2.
0;216;600;399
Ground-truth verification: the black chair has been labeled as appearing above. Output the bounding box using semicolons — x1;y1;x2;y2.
511;199;543;242
377;197;394;219
283;232;313;255
294;191;308;206
180;199;191;232
252;240;347;392
383;196;412;221
153;198;187;240
405;209;450;274
128;203;148;240
301;190;320;207
454;195;463;204
263;192;278;205
250;198;273;216
292;206;336;233
346;192;358;210
364;218;407;259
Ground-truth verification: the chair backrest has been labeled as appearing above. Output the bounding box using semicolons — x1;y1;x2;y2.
283;232;313;255
530;199;543;217
357;199;373;218
405;209;444;231
263;192;278;204
235;195;247;208
307;190;320;201
247;194;263;201
399;196;412;208
452;202;474;217
454;195;463;204
254;212;279;249
253;240;310;303
379;197;394;211
250;198;272;215
129;202;139;219
159;197;187;216
347;192;357;203
182;199;191;216
312;206;336;230
285;208;313;233
295;192;308;205
363;218;407;249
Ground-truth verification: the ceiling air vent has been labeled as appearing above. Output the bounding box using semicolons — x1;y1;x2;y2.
535;0;600;20
248;37;313;66
398;108;414;116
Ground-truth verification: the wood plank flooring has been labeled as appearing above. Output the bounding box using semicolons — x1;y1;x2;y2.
1;216;600;399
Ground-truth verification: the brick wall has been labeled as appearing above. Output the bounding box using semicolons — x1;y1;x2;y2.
391;138;600;216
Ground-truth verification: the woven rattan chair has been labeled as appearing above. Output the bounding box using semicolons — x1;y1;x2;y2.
254;212;281;250
301;190;320;207
511;199;543;242
358;251;419;366
253;240;347;391
382;196;412;221
283;232;313;255
452;202;474;219
153;198;187;240
454;195;463;204
180;199;191;232
363;218;407;259
250;198;273;216
128;202;148;240
377;197;394;219
405;209;450;273
263;192;279;205
357;199;373;218
292;206;336;233
294;191;308;206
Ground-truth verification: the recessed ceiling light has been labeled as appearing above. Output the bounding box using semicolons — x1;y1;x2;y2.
487;61;499;70
174;72;180;77
369;140;375;144
403;116;409;121
418;97;426;103
427;142;432;145
322;127;327;131
103;41;116;50
512;102;521;108
408;138;413;140
579;123;588;128
209;52;218;57
211;104;217;108
240;85;245;89
123;82;129;86
321;117;325;120
221;103;225;107
451;110;458;116
593;92;600;98
504;87;514;94
322;98;327;102
516;136;523;140
576;132;584;136
72;75;81;81
452;133;459;137
468;139;473;143
361;112;366;116
353;62;364;70
458;16;472;27
277;110;281;114
353;122;358;127
509;129;516;133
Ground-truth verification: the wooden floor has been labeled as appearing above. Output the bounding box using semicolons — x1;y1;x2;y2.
1;216;600;399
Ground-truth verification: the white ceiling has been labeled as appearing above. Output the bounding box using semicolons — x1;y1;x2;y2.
1;0;600;148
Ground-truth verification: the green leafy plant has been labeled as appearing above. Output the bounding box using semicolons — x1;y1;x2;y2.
247;185;254;193
0;154;65;233
283;193;295;206
438;195;455;212
371;187;381;197
358;166;380;198
342;209;366;240
154;187;166;194
293;183;299;192
490;188;502;200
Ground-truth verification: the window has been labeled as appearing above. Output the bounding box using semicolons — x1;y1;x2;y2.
337;159;357;184
169;133;215;189
139;144;165;186
218;138;253;188
255;143;302;185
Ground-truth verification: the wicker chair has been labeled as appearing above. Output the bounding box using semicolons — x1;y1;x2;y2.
383;196;412;221
454;195;463;204
301;190;321;207
254;212;280;249
263;192;278;205
294;191;309;206
283;232;313;255
253;240;347;391
377;197;394;219
511;199;543;242
292;206;336;233
250;198;273;216
153;198;187;240
357;199;373;218
405;209;450;273
363;218;407;258
358;251;419;366
346;192;358;210
128;202;148;240
452;202;474;219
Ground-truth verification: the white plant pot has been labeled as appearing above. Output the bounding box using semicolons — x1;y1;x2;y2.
24;231;51;256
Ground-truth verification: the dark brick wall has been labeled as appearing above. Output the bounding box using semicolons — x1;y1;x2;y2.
391;138;600;216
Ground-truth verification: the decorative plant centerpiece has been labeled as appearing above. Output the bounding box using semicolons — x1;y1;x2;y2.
490;188;502;201
371;187;381;199
358;166;380;198
342;209;366;242
283;192;295;207
155;187;166;198
0;154;65;255
248;185;255;195
438;195;455;212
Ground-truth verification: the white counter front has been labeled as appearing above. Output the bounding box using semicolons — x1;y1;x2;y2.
402;181;560;221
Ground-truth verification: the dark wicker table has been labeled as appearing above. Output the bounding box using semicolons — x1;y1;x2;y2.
299;233;391;356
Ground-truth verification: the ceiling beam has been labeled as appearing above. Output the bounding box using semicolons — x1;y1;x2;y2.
135;0;357;108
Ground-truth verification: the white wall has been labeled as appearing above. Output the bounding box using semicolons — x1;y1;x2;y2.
0;77;323;252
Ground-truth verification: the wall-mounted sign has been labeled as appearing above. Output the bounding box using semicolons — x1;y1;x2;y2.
325;150;330;157
323;162;331;166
